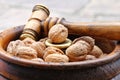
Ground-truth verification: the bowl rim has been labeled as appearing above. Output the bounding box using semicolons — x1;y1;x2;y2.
0;25;120;70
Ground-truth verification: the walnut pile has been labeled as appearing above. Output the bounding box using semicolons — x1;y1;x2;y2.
6;24;106;63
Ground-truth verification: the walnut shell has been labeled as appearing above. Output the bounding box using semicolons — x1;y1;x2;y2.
48;24;68;43
43;47;64;59
73;36;95;51
100;54;108;58
45;53;69;63
7;40;25;56
16;46;37;59
66;36;95;62
85;55;96;60
89;45;103;58
66;40;90;61
39;37;48;44
31;58;44;62
30;41;46;58
23;38;35;47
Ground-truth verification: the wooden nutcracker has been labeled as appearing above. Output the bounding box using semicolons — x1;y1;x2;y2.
20;4;50;40
41;17;120;40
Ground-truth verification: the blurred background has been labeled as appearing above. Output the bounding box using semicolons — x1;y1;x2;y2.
1;0;120;30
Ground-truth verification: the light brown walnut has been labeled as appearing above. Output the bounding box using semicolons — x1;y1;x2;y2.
39;37;48;44
23;38;35;47
48;24;68;43
85;55;96;60
31;58;44;62
66;36;95;62
7;40;25;56
89;45;103;58
45;53;69;63
16;46;37;59
43;47;64;59
100;53;108;58
30;41;46;58
72;36;95;51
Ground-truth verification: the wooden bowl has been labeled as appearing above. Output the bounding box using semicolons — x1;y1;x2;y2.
0;25;120;80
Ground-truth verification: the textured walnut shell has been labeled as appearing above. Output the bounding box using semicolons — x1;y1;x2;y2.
66;40;91;61
45;53;69;63
39;37;48;44
7;40;25;56
23;38;35;47
73;36;95;51
89;45;103;58
31;58;44;62
43;47;64;59
100;53;108;58
48;24;68;43
85;55;97;60
30;41;46;58
16;46;37;59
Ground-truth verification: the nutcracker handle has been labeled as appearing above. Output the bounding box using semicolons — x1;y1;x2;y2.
41;17;120;40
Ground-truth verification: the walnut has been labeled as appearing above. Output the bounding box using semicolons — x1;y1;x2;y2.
66;36;95;62
31;58;44;62
85;55;96;60
30;41;46;58
45;53;69;63
100;54;108;58
43;47;64;59
89;45;103;58
23;38;35;47
39;37;48;44
48;24;68;43
72;36;95;51
7;40;25;56
16;46;37;59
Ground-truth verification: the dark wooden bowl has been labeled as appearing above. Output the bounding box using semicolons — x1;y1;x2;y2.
0;25;120;80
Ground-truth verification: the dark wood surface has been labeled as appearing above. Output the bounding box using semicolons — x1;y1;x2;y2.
0;74;9;80
0;73;120;80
